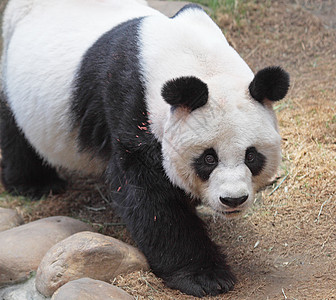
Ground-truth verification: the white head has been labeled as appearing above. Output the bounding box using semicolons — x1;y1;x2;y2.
139;5;289;218
160;67;289;218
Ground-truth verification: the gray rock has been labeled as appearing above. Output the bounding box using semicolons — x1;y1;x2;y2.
147;0;191;17
0;216;93;287
0;208;24;232
51;278;133;300
36;231;149;297
0;277;49;300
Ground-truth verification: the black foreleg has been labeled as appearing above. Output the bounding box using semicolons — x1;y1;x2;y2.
110;166;235;297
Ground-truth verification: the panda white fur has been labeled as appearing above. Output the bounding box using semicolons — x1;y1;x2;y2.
1;0;289;297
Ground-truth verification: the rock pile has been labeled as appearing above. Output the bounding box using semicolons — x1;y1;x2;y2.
0;211;148;300
0;216;93;287
36;231;149;297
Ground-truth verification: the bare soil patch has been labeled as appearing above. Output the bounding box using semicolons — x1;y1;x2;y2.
0;0;335;299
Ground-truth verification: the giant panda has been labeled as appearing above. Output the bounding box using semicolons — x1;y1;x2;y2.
0;0;289;297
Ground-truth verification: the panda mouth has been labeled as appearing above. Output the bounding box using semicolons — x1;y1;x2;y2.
214;209;242;217
223;210;241;214
197;205;243;219
222;210;241;215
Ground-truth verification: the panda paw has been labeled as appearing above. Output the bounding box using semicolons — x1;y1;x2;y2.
164;264;235;297
5;177;67;200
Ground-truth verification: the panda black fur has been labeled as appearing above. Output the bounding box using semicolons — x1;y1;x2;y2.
0;0;289;297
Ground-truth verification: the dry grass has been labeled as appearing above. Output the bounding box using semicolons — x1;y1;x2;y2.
0;0;335;299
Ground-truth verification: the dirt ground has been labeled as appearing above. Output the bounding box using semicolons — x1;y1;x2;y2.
0;0;335;299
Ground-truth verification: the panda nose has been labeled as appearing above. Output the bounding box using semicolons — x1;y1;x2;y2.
219;195;248;208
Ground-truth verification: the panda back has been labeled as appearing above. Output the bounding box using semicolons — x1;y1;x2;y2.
2;0;160;173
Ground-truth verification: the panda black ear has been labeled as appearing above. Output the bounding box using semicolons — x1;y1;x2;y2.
249;66;290;103
161;76;208;111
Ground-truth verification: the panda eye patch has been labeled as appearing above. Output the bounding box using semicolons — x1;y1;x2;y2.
193;148;218;181
245;147;266;176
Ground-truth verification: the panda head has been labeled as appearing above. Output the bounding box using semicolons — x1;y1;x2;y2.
160;66;289;218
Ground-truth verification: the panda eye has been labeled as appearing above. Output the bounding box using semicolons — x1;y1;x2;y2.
245;150;256;163
204;154;216;165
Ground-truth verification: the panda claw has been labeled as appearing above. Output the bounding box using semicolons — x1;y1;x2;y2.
164;264;235;297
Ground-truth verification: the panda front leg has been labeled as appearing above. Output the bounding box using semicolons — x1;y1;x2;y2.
0;95;67;199
112;166;235;297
